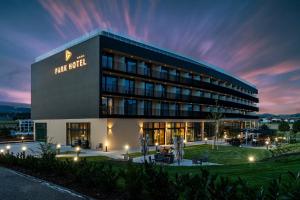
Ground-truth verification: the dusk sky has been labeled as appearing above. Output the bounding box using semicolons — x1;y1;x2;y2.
0;0;300;114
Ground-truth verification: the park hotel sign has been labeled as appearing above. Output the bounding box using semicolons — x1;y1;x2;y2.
54;50;87;75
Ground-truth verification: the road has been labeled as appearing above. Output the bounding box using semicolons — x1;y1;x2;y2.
0;167;90;200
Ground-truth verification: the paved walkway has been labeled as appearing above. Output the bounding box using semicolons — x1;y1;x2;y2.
0;167;90;200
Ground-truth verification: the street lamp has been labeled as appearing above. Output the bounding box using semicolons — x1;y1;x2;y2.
6;145;11;154
56;144;61;155
75;146;81;157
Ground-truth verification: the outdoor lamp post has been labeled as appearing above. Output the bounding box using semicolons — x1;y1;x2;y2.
265;141;269;150
6;145;11;154
155;142;158;152
75;146;81;157
21;146;27;158
56;144;61;155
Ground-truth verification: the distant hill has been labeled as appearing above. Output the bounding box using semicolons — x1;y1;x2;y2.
258;113;300;119
0;102;31;120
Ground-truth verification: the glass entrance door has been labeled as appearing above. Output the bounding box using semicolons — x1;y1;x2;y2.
66;123;91;148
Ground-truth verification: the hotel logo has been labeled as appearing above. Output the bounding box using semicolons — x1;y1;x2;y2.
65;50;72;61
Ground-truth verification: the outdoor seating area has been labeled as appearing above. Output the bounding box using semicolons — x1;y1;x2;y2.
154;146;175;164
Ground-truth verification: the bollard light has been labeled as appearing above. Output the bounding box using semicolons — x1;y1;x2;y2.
22;146;27;151
183;139;186;148
73;156;79;162
155;142;158;151
105;141;109;152
0;149;4;154
56;144;61;154
75;146;81;157
124;144;129;154
6;145;11;154
21;146;27;158
204;137;208;144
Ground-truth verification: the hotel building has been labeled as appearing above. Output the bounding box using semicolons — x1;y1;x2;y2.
31;30;259;150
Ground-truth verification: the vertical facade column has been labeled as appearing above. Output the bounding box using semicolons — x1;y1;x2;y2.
201;121;205;140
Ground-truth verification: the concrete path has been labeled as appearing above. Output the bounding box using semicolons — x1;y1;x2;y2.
0;167;91;200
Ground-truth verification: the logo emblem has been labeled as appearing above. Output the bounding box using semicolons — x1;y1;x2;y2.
65;50;72;61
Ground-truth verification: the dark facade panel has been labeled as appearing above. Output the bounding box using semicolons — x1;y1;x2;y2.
31;36;100;120
99;35;258;93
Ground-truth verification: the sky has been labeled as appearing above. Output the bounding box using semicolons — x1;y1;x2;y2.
0;0;300;114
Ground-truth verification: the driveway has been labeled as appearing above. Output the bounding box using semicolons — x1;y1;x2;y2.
0;167;90;200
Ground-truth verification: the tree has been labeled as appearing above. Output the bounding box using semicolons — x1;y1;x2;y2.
278;121;290;143
292;120;300;133
209;100;223;150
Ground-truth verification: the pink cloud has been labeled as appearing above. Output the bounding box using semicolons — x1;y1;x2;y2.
0;88;30;104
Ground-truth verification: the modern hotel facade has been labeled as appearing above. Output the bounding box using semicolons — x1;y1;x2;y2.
32;31;259;150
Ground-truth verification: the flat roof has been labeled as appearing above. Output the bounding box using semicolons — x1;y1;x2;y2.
35;29;256;88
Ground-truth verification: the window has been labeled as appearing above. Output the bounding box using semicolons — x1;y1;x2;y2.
126;58;137;73
102;53;113;69
102;97;113;114
161;67;169;79
145;82;154;96
144;100;152;115
66;123;90;148
124;99;137;115
144;63;151;76
175;103;181;115
161;102;169;116
123;79;135;94
161;85;167;97
35;123;47;142
175;87;181;99
102;75;117;92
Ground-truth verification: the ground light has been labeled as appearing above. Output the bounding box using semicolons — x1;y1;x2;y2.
248;156;255;163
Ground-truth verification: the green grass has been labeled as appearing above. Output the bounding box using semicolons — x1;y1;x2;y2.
183;144;272;165
57;155;110;162
165;153;300;187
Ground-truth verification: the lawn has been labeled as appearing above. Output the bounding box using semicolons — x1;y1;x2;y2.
183;144;272;165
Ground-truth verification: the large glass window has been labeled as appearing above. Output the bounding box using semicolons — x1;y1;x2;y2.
143;122;165;145
144;63;151;76
126;58;137;73
144;100;152;116
161;102;169;116
161;85;167;98
145;82;154;96
123;79;135;94
102;53;113;69
161;67;169;79
124;99;137;115
101;97;113;114
175;87;181;99
66;123;90;148
102;75;117;92
35;123;47;142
